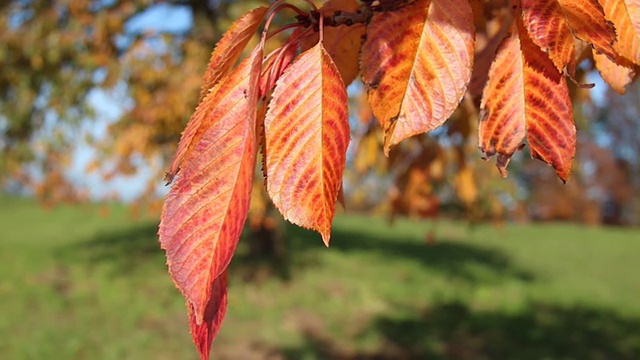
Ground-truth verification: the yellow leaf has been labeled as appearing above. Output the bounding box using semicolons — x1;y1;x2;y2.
455;166;478;206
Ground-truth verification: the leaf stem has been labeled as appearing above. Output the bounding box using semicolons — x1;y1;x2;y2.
319;9;324;44
264;26;314;93
265;22;301;42
274;3;307;17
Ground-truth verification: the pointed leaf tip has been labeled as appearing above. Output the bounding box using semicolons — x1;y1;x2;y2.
188;272;228;360
321;232;331;247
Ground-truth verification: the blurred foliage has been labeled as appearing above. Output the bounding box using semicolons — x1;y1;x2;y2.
0;0;267;203
0;0;637;225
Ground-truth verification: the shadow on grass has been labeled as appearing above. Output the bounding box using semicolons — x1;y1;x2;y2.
60;220;302;280
288;225;535;283
281;301;640;360
58;221;165;274
61;220;297;279
61;217;534;285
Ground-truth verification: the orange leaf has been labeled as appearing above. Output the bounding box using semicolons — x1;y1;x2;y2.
300;0;365;85
599;0;640;64
361;0;474;154
630;0;640;35
166;8;267;183
469;11;513;100
159;47;262;359
559;0;617;59
199;7;268;100
595;0;640;93
479;21;576;182
264;43;349;245
593;50;637;94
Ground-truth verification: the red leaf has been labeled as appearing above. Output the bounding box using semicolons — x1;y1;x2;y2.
188;271;228;360
159;47;262;359
264;43;350;245
258;27;303;99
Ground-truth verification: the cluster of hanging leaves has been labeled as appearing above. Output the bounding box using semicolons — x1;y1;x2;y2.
159;0;639;358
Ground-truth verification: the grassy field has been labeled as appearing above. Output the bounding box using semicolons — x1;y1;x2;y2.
0;195;638;359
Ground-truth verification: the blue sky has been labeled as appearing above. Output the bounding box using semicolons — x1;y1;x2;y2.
66;3;192;201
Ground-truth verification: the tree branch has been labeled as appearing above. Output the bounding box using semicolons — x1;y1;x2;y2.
297;0;419;30
297;8;373;30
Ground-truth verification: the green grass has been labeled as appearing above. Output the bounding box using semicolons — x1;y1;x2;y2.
0;195;638;359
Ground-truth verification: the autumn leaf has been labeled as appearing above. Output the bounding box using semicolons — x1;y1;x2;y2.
593;51;637;94
158;46;262;359
166;8;267;182
520;0;617;72
361;0;474;154
479;20;575;181
188;271;228;360
152;1;640;357
300;0;365;85
469;10;513;100
594;0;640;93
520;0;575;72
558;0;617;57
258;27;303;99
264;42;350;245
601;0;640;63
199;6;268;100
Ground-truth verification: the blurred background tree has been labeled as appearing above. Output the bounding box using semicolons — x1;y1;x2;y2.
0;0;264;205
0;0;637;226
